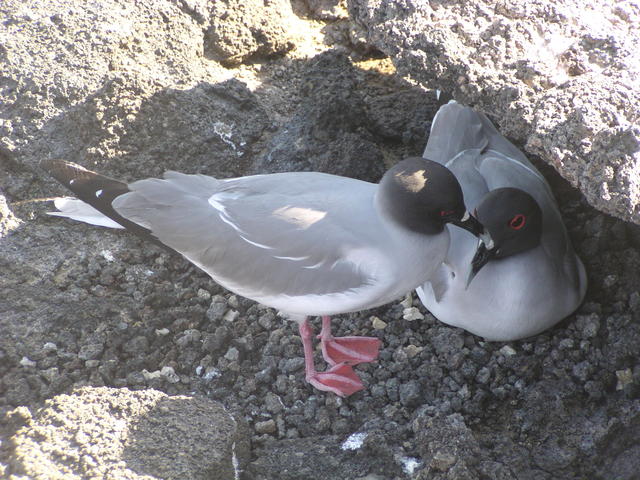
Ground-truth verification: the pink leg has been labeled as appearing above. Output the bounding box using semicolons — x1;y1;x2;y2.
318;316;381;366
298;318;364;397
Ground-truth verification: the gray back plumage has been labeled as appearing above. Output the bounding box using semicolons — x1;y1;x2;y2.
112;172;380;298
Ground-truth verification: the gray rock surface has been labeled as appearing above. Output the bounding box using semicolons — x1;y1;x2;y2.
247;435;403;479
0;192;21;237
1;1;640;479
4;387;248;479
206;0;296;66
348;0;640;225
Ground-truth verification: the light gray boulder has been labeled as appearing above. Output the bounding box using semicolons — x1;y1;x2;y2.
6;387;249;479
349;0;640;224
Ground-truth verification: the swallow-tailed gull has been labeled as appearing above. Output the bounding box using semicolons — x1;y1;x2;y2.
44;157;485;395
416;102;587;341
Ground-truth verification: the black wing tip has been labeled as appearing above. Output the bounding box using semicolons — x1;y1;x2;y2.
42;159;179;256
40;159;97;187
41;159;127;192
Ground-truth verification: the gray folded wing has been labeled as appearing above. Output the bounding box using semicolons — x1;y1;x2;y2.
425;101;540;175
424;103;488;165
112;171;379;299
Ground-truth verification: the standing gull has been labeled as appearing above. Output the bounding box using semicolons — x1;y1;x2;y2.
44;157;485;396
416;102;587;341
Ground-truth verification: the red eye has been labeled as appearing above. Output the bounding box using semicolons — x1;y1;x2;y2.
440;210;454;217
509;214;526;230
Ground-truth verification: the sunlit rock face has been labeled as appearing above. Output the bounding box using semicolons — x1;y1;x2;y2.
349;0;640;225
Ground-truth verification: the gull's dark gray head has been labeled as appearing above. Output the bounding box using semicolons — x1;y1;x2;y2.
469;187;543;282
378;157;483;236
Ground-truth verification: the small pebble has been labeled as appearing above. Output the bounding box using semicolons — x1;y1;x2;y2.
224;347;240;361
223;310;239;322
264;392;284;414
258;312;275;329
42;342;58;353
20;357;36;368
197;288;211;301
40;367;60;382
404;345;422;358
78;343;104;361
206;301;227;322
399;380;422;407
559;338;574;350
499;345;516;356
142;369;162;380
476;367;491;384
281;357;304;374
176;329;201;347
572;361;592;381
371;316;387;330
400;457;422;475
255;419;277;434
400;293;413;309
202;367;222;381
576;314;600;339
431;451;456;471
403;307;424;321
161;366;180;383
616;368;633;390
341;432;367;450
228;295;239;308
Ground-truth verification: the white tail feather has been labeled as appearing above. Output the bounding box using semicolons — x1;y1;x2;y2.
47;197;124;229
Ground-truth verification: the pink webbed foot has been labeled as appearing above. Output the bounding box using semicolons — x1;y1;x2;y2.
318;316;381;366
298;318;368;397
306;363;365;397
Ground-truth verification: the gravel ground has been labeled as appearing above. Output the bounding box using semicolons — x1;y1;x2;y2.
3;145;639;478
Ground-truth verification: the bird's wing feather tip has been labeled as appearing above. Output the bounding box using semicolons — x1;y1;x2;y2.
46;197;125;229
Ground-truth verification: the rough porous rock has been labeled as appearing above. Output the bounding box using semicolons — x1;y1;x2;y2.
0;192;21;237
247;435;403;479
349;0;640;225
0;0;276;185
294;0;349;21
206;0;296;66
2;0;640;479
5;387;248;479
251;51;386;180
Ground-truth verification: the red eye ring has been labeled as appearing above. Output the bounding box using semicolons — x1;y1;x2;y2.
509;214;526;230
440;210;455;217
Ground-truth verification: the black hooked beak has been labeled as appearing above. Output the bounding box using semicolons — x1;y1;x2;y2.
465;231;497;289
446;210;484;237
